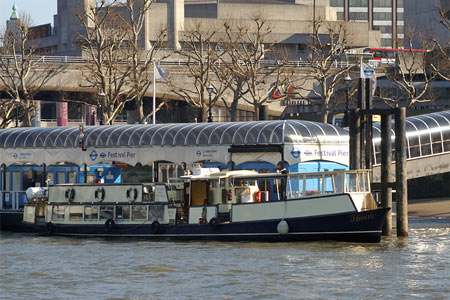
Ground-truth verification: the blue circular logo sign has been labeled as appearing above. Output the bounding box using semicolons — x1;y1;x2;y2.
196;150;202;157
89;150;98;161
290;147;301;159
363;66;374;77
13;153;18;159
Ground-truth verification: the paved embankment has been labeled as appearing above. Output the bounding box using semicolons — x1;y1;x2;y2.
408;197;450;218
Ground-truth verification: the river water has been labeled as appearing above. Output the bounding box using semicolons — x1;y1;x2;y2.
1;219;449;300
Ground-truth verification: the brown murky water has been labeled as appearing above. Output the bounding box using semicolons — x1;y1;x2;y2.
1;219;449;299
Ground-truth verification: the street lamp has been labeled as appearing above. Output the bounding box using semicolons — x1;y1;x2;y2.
342;75;352;127
13;98;20;127
99;92;105;125
206;84;214;123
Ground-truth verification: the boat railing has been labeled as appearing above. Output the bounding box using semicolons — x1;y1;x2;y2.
0;191;27;210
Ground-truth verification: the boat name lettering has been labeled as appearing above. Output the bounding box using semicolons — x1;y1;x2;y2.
107;151;136;159
351;214;375;222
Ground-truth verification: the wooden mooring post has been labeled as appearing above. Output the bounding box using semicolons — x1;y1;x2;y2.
381;114;393;236
395;107;408;237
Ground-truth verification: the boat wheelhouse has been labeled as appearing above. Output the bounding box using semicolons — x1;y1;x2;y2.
23;169;389;242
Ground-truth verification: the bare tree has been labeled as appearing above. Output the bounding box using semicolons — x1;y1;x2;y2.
429;9;450;81
0;16;58;128
222;17;287;121
295;20;353;123
122;0;168;124
77;0;133;125
380;28;438;108
171;22;230;122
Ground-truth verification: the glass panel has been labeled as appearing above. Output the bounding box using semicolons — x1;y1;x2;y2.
12;172;21;191
324;174;334;194
346;173;357;192
69;206;83;220
304;175;322;196
358;173;366;192
431;131;443;154
46;173;55;185
420;133;432;156
115;206;130;220
287;175;304;199
334;173;344;194
84;206;98;221
5;172;11;191
149;205;164;221
52;205;65;221
408;135;421;158
57;172;65;184
99;205;114;220
68;172;77;183
132;206;147;220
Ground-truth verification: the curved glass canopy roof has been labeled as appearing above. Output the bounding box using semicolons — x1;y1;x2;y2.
0;120;348;149
372;110;450;164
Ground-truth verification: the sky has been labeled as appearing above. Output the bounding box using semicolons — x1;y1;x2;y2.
1;0;56;28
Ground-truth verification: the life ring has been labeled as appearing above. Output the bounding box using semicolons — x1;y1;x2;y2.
209;217;218;230
126;187;138;203
94;188;105;202
104;219;115;232
151;220;161;234
65;188;75;203
45;222;54;234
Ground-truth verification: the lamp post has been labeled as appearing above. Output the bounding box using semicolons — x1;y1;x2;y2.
13;98;20;127
99;92;105;125
206;84;214;123
342;75;352;127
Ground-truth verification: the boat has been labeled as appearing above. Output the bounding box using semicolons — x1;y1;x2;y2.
22;169;389;243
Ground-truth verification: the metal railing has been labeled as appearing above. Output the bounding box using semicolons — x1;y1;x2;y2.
0;54;381;69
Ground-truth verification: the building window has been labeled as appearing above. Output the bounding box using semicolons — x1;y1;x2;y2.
373;0;391;7
330;0;344;6
373;12;392;21
350;0;368;7
350;12;368;20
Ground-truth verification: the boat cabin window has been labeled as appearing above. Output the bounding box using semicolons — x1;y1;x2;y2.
304;175;322;196
99;205;114;220
116;206;131;221
346;174;357;192
359;173;369;192
232;179;256;187
69;206;83;220
84;206;99;221
149;205;164;222
287;175;304;198
132;205;147;220
52;205;65;221
323;174;334;194
211;179;219;188
334;173;345;193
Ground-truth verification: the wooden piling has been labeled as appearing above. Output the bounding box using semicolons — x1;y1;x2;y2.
381;114;393;236
395;107;408;237
365;79;373;170
349;108;361;170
